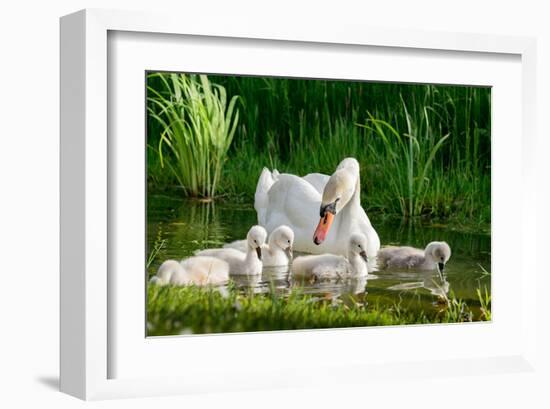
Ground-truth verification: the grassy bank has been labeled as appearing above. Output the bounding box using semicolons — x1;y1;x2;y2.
147;283;489;336
147;74;491;226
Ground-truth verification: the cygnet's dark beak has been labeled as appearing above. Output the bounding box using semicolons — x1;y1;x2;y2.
284;246;293;260
360;251;368;262
437;262;446;282
255;246;262;261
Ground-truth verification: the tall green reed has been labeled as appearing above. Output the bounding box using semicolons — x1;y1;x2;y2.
147;73;240;198
358;96;449;218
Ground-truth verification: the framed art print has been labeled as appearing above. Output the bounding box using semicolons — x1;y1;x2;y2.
60;9;539;400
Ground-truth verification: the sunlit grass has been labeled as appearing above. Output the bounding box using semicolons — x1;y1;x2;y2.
358;102;449;217
147;73;240;198
477;286;492;321
146;283;490;336
146;227;167;269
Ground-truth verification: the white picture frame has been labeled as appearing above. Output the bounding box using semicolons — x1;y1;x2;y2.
60;8;539;400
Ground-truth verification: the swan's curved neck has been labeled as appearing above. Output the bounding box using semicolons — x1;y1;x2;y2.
329;174;361;244
246;245;257;263
341;173;361;218
266;235;282;258
347;252;366;275
350;177;361;207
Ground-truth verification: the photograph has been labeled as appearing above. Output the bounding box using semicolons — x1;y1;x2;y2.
145;72;491;336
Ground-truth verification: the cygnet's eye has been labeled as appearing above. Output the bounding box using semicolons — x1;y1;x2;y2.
254;240;257;244
287;240;291;244
440;257;444;261
358;244;362;249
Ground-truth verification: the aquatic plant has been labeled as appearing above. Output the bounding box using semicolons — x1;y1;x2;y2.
476;286;491;321
147;73;240;198
358;101;449;218
437;290;474;322
146;227;167;269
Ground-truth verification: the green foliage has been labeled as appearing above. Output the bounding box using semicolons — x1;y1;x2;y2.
358;104;449;217
147;73;240;198
147;283;490;336
146;227;167;269
437;290;475;323
476;286;492;321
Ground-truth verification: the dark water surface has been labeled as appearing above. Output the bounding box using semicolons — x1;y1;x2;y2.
147;194;491;317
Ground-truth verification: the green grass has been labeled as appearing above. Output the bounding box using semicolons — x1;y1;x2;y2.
147;73;240;198
147;283;489;336
477;286;492;321
147;74;491;226
146;227;167;269
358;105;450;218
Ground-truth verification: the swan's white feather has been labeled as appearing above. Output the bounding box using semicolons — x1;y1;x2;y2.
150;257;229;286
377;242;451;270
196;226;267;275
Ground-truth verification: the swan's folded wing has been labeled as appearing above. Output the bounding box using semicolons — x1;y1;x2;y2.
292;254;346;278
223;240;247;252
302;172;330;194
382;249;425;269
254;167;277;226
265;174;321;232
195;248;244;260
405;253;426;268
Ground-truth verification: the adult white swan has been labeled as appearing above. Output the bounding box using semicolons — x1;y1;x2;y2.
254;157;380;257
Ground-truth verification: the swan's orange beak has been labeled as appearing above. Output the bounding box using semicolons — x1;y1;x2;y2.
313;212;334;245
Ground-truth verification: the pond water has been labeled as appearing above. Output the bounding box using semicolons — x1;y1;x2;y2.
147;194;491;318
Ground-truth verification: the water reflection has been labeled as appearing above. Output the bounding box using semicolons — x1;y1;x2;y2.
230;265;369;301
386;269;450;298
148;196;491;315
